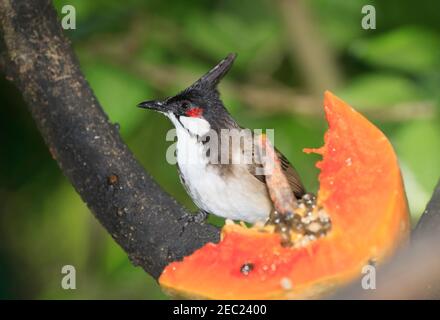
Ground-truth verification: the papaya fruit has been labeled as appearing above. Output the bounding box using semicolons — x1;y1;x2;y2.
158;91;410;299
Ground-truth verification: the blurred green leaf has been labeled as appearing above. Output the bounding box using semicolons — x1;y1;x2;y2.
311;0;371;49
337;73;423;110
399;162;431;221
350;26;440;74
393;119;440;194
183;12;280;68
54;0;97;20
82;62;151;135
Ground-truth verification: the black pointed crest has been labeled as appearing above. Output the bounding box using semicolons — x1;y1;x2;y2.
187;53;236;91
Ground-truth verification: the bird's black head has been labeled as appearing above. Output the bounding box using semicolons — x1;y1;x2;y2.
138;53;236;127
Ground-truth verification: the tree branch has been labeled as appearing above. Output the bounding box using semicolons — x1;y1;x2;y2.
0;0;219;279
415;179;440;238
277;0;343;94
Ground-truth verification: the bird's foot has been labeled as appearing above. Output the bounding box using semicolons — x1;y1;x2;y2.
179;210;209;234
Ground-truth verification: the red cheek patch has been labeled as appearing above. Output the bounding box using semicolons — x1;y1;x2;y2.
186;107;203;118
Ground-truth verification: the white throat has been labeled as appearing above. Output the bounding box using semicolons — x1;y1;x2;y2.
168;114;211;137
167;113;210;166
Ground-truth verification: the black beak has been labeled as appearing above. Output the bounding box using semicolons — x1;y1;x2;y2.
137;100;165;111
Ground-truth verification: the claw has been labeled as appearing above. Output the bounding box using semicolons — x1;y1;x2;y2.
179;211;209;235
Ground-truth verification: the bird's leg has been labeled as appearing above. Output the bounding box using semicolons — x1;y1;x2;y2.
190;210;209;223
266;208;280;225
179;210;209;230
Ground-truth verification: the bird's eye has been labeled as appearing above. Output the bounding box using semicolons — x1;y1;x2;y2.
181;101;191;109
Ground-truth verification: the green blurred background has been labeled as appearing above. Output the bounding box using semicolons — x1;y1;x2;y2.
1;0;440;299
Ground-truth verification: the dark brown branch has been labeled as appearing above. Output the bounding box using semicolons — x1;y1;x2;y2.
414;179;440;238
0;0;219;279
277;0;343;94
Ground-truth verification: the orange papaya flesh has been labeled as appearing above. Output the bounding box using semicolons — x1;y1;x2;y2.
158;91;410;299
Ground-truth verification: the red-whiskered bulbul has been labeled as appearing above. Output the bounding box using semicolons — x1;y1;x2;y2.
138;53;305;223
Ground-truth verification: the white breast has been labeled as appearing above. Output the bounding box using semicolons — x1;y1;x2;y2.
167;114;272;223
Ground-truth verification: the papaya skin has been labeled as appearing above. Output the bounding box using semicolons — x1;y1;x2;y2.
158;91;410;299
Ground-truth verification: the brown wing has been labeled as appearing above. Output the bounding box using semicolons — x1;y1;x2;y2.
275;148;305;198
252;148;306;199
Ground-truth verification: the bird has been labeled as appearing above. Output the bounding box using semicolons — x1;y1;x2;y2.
138;53;305;224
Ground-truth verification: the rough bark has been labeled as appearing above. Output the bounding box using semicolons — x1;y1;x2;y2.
0;0;219;279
